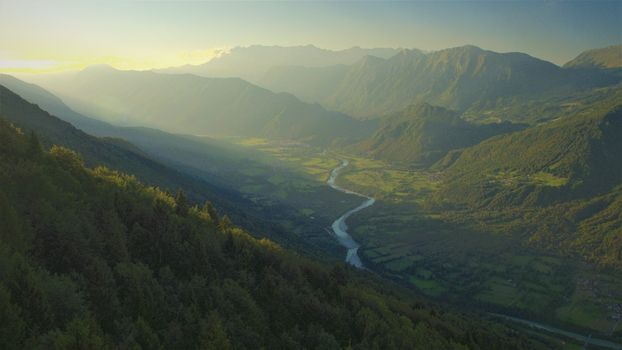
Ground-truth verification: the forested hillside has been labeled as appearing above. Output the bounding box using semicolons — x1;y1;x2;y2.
0;73;119;135
0;83;342;256
0;74;282;186
432;98;622;269
436;98;622;207
355;103;525;166
0;120;546;349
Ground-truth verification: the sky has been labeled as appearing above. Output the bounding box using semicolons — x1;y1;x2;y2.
1;0;620;73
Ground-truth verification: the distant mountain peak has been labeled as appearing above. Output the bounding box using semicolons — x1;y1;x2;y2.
157;45;401;82
456;44;483;51
82;63;118;71
82;64;118;73
356;54;386;66
564;44;622;69
438;45;485;54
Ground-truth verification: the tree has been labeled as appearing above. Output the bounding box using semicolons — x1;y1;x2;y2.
47;317;109;350
0;285;26;349
199;312;232;350
28;131;42;157
202;201;220;225
131;317;162;350
219;215;233;232
175;189;189;216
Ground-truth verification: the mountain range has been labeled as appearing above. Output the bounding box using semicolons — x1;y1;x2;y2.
260;45;620;119
158;45;400;83
3;42;622;346
32;65;374;145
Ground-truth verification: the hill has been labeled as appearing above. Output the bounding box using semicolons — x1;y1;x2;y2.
564;44;622;69
355;103;525;166
36;65;374;145
0;76;376;254
159;44;400;83
0;73;264;177
436;98;622;206
0;118;547;349
432;98;622;268
0;83;342;255
460;84;622;125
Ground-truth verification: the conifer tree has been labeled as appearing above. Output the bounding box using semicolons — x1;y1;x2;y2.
27;131;42;157
175;189;189;216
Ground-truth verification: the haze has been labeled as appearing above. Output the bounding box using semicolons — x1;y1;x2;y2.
1;0;620;73
1;1;622;348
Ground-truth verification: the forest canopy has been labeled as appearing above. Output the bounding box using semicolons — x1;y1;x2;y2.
0;120;543;349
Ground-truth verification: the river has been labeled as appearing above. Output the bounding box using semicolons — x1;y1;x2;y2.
325;161;621;348
490;313;622;349
327;160;375;268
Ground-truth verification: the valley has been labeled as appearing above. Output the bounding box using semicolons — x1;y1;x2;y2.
229;135;622;345
3;64;620;346
1;5;621;345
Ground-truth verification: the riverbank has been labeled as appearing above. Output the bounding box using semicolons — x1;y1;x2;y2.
327;160;376;268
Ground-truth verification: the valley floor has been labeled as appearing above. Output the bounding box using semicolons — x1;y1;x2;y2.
231;137;622;346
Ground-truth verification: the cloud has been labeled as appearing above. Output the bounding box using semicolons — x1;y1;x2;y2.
0;46;232;74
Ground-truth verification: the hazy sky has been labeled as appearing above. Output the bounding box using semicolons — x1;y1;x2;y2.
1;0;620;73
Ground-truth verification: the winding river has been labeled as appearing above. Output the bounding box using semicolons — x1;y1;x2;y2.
490;314;622;350
325;162;621;348
327;160;375;268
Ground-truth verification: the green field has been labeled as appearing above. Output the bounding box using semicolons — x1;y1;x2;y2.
492;170;569;188
229;137;622;339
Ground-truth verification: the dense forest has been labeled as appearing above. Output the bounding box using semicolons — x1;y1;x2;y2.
432;97;622;269
0;120;550;349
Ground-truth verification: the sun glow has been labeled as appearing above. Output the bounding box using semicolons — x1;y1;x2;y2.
0;47;229;74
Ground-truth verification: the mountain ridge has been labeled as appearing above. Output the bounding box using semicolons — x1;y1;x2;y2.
33;67;375;145
158;44;402;83
260;45;620;119
355;103;526;166
564;44;622;69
